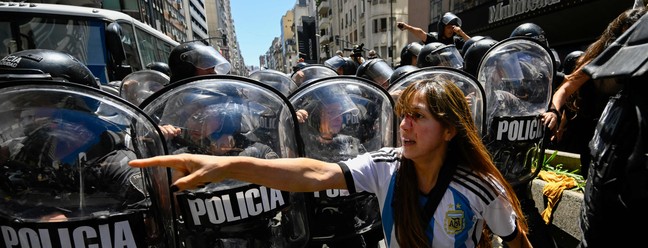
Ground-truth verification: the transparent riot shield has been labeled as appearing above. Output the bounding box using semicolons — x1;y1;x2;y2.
139;75;309;248
0;81;173;248
290;64;337;88
249;69;298;97
387;66;486;137
477;37;554;188
119;69;170;106
288;76;396;247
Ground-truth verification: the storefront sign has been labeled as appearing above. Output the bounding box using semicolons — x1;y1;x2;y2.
489;0;562;23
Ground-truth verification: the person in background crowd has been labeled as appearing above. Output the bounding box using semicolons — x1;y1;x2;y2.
397;12;470;50
130;78;532;248
541;7;647;178
368;50;379;59
350;44;366;65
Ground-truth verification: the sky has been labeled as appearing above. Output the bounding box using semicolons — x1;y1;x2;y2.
230;0;297;68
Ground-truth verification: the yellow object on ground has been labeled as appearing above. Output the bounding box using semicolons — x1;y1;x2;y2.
538;170;578;224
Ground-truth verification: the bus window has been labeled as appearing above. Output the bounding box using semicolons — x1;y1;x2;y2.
158;41;173;63
20;17;92;63
117;21;143;72
135;28;159;67
0;22;10;56
0;4;178;84
0;16;108;83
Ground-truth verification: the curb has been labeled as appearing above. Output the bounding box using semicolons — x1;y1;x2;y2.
530;178;583;247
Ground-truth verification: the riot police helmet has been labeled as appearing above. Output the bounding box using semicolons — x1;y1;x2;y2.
356;58;394;88
510;23;549;47
324;56;358;75
417;42;464;69
461;35;487;56
463;37;498;77
146;61;171;76
249;69;298;96
389;65;419;86
293;61;309;72
400;42;423;66
563;50;584;75
0;49;100;88
168;41;231;82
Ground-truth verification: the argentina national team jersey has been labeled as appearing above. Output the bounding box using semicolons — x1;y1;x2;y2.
340;147;519;248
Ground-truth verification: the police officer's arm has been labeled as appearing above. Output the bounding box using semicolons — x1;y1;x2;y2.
397;22;428;43
129;154;348;192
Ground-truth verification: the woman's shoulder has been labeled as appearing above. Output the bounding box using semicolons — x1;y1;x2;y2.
367;147;401;162
452;165;506;204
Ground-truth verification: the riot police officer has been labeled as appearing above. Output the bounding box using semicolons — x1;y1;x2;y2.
0;49;172;247
399;42;423;66
416;42;464;69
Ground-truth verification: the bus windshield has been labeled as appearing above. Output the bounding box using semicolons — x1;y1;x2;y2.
0;16;109;82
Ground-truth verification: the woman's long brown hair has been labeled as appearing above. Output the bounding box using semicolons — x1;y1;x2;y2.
566;7;646;112
392;78;527;247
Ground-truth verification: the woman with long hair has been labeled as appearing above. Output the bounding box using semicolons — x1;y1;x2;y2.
129;79;532;247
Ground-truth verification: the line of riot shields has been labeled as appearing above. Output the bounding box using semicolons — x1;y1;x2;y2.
0;36;555;247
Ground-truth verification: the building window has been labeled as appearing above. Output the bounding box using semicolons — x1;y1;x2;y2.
353;29;358;43
345;13;348;27
373;19;378;33
373;18;387;33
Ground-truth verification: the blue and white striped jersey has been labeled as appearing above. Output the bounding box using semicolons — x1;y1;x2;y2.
340;147;519;248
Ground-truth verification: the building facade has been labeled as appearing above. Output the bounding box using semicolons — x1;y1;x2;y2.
184;0;208;42
317;0;410;66
205;0;247;75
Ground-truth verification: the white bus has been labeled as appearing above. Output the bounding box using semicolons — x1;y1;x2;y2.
0;2;179;84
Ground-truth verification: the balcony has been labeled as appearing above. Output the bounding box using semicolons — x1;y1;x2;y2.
320;34;331;45
317;0;329;15
318;16;329;30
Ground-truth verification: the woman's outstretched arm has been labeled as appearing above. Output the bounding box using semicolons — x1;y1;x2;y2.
129;154;347;192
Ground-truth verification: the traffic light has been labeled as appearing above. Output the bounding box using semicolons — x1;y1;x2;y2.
222;34;228;47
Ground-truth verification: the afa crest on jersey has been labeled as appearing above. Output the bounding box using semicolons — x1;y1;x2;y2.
444;209;465;234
